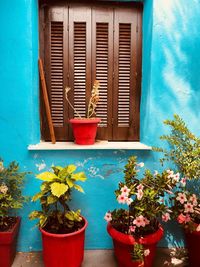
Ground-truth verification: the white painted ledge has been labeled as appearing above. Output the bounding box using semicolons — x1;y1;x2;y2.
28;141;152;150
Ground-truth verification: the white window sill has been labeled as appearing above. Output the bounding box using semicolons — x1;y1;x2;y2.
28;141;151;150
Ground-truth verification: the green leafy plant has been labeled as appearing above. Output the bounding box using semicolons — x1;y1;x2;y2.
104;156;178;262
29;164;87;234
153;114;200;180
0;159;27;231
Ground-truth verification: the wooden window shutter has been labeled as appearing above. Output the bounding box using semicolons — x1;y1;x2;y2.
92;7;114;140
113;7;141;141
42;6;68;141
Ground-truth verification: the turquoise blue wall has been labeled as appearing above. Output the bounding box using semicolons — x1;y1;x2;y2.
0;0;200;251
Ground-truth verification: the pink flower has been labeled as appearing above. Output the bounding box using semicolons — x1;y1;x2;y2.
133;215;149;227
144;249;150;257
120;185;130;196
162;212;171;222
117;194;128;204
176;192;187;204
129;225;136;233
137;184;144;191
177;213;191;224
136;190;143;200
126;198;133;206
180;177;187;187
184;202;194;213
104;212;112;222
189;194;198;206
196;225;200;232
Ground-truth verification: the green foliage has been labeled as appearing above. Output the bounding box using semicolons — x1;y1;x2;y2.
29;164;87;233
0;159;28;228
153;114;200;180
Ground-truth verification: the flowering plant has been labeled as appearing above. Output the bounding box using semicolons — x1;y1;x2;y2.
170;177;200;232
104;156;179;262
0;159;27;231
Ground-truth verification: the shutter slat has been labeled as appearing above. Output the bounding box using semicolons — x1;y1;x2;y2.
50;21;64;127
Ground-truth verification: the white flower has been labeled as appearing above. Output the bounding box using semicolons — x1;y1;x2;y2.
154;170;158;176
162;212;171;222
117;194;128;204
144;249;150;257
137;162;144;168
184;202;194;213
136;190;143;200
0;184;8;194
136;184;144;191
176;192;187;204
104;212;112;222
196;224;200;232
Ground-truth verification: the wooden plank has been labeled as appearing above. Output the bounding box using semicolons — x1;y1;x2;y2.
38;58;56;144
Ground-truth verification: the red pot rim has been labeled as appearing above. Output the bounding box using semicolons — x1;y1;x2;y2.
70;118;101;124
40;216;88;238
107;222;164;245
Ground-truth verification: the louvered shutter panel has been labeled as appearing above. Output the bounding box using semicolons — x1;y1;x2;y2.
42;6;68;141
92;7;113;140
113;8;140;141
68;6;92;139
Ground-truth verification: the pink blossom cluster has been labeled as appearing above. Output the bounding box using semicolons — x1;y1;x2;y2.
104;212;112;222
166;170;180;183
117;186;133;206
129;215;150;232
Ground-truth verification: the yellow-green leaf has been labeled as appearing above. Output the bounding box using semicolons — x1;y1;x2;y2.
36;172;58;181
32;192;44;202
74;184;84;193
50;182;68;197
47;195;57;204
67;165;77;173
66;178;74;188
71;172;87;182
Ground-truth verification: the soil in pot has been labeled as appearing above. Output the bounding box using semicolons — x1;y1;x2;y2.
185;228;200;267
0;216;21;267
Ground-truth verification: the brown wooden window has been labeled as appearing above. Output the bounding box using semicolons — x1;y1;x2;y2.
39;1;142;142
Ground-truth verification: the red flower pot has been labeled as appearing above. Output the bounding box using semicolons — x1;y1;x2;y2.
40;217;88;267
0;217;21;267
185;228;200;267
70;118;101;145
107;223;164;267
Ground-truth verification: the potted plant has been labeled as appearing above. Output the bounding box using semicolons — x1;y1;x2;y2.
65;80;101;145
153;114;200;266
29;164;88;267
104;156;178;267
0;159;27;267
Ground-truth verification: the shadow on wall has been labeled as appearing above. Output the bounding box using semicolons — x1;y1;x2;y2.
143;0;200;146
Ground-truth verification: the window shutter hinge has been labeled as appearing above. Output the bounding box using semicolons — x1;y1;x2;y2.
135;72;138;78
67;24;69;31
136;25;138;32
67;73;69;79
112;118;114;125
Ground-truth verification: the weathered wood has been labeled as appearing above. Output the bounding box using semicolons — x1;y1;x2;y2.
38;58;56;144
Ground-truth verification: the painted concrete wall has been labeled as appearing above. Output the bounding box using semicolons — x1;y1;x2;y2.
0;0;200;252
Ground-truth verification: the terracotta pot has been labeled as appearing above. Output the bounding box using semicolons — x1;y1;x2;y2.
185;227;200;267
0;216;21;267
107;223;164;267
40;217;88;267
70;118;101;145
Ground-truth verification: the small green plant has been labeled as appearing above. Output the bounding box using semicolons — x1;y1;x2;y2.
29;164;87;234
104;156;178;262
153;114;200;180
0;159;27;231
65;80;100;119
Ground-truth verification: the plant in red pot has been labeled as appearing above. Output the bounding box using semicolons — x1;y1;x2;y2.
104;156;178;267
29;164;88;267
0;159;27;267
154;114;200;266
65;80;101;145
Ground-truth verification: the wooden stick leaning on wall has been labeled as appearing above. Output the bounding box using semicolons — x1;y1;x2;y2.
38;58;56;144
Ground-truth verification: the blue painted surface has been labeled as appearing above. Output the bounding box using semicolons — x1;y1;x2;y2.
0;0;200;251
